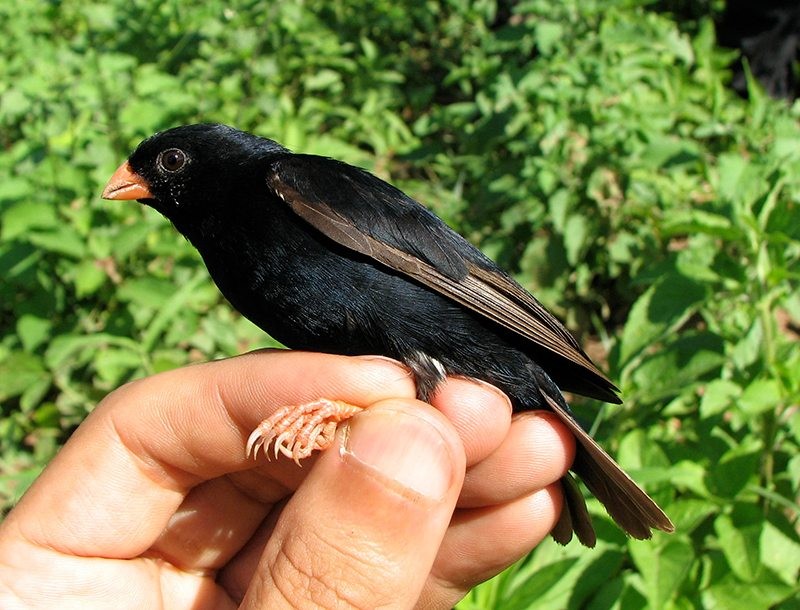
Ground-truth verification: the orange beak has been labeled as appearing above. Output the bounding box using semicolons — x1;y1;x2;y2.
102;162;153;200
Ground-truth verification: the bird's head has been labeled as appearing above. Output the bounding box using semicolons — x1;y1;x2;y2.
102;123;287;223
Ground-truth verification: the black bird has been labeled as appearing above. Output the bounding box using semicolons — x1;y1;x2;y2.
102;124;673;546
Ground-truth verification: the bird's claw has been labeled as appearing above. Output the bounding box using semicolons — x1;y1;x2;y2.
246;399;363;465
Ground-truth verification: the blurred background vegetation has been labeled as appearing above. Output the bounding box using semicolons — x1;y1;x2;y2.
1;0;799;607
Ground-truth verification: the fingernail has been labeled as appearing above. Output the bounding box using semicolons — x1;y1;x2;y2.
352;355;404;366
352;355;412;375
341;408;454;500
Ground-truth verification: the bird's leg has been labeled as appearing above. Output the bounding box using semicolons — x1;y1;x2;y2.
246;399;363;465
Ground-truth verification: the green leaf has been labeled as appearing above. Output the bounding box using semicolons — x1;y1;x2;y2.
616;428;670;471
631;332;725;401
702;578;794;610
28;228;87;259
73;259;107;297
788;454;800;497
150;349;189;373
629;537;694;610
639;135;699;169
563;214;589;266
699;379;741;419
16;314;53;353
491;544;628;610
1;202;58;240
716;153;749;203
534;21;564;56
662;209;739;240
675;236;723;282
732;319;764;370
566;550;626;608
304;69;342;91
141;271;209;352
760;520;800;586
668;460;712;498
20;377;51;413
45;334;140;369
113;223;153;259
714;514;762;581
0;177;34;203
93;347;143;385
738;378;783;416
0;89;30;120
503;557;580;608
664;498;717;533
82;3;116;30
587;575;648;610
619;273;706;366
548;189;570;233
117;277;179;309
706;444;761;499
0;352;49;403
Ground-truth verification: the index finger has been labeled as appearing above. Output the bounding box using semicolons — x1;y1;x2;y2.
1;351;414;559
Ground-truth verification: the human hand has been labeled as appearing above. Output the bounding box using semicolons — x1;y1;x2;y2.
0;350;574;609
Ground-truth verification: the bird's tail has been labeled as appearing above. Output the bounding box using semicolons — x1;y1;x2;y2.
539;389;674;546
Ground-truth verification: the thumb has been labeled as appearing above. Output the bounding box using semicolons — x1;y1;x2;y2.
242;398;466;609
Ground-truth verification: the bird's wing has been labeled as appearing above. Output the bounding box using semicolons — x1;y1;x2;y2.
267;154;619;402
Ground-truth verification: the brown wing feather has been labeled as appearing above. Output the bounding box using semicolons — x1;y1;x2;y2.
540;392;675;538
269;174;612;388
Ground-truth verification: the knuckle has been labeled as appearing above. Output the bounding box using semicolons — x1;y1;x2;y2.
267;527;397;609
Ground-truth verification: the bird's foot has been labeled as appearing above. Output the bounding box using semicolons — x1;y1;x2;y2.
246;399;363;465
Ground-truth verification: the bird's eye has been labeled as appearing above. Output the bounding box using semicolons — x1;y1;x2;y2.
158;148;187;173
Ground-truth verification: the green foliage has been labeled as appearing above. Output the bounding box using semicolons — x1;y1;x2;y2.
1;0;798;607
